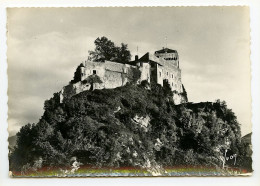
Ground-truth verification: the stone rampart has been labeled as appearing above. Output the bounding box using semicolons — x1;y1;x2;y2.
59;51;187;104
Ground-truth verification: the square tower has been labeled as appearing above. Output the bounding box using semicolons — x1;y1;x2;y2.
154;47;179;68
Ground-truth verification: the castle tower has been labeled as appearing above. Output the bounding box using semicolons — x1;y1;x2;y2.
154;47;179;68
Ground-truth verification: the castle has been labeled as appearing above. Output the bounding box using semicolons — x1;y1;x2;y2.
60;47;187;104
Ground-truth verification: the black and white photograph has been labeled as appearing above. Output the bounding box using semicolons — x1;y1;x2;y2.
6;7;252;177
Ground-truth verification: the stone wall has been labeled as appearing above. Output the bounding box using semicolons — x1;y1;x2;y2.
162;62;182;93
60;82;88;102
81;61;131;89
81;59;183;93
60;61;137;102
154;51;182;93
82;61;106;80
60;57;186;104
137;62;151;83
157;64;164;86
104;70;125;89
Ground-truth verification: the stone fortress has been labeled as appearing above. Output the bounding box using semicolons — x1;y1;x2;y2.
60;47;187;104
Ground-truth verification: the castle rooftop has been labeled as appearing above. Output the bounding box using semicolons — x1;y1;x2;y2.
155;48;177;54
138;52;164;65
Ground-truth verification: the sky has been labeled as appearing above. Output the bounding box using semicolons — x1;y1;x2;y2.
7;7;251;136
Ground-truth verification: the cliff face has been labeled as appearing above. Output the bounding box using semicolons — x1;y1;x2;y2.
10;83;245;173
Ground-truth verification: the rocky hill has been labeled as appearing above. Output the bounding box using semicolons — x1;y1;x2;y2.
9;81;250;173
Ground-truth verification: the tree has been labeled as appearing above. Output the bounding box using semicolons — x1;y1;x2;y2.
9;123;38;171
114;43;131;63
70;63;84;84
10;83;246;174
88;36;131;63
163;79;173;97
82;74;103;91
126;67;141;84
88;37;117;62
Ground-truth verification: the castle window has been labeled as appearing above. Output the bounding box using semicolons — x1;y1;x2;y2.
159;72;162;77
172;82;174;86
172;74;174;78
93;70;96;74
167;72;168;76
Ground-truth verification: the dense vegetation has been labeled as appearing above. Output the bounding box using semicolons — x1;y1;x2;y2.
88;36;131;63
9;82;251;173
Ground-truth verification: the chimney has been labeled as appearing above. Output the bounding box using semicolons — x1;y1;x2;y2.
135;55;139;61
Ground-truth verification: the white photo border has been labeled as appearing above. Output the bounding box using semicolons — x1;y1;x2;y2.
0;0;259;186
